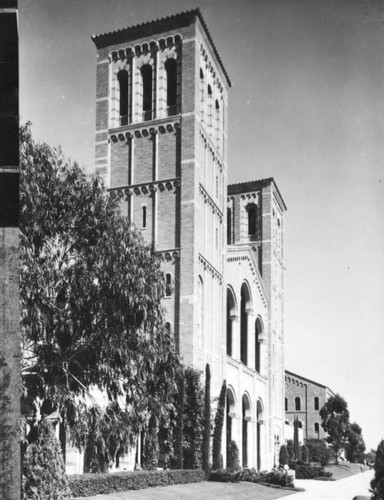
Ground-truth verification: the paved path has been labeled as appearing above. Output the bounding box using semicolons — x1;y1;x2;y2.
74;470;374;500
287;469;374;500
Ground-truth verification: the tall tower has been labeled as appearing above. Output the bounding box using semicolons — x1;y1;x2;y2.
92;10;231;394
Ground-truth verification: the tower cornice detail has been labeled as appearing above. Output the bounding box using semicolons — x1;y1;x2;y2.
109;178;180;199
109;120;180;142
198;253;222;284
199;183;223;222
199;128;224;171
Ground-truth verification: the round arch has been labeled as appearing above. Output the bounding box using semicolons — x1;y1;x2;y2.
226;286;238;356
255;316;264;373
240;282;252;366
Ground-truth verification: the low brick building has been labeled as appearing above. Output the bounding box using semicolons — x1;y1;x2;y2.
285;370;335;441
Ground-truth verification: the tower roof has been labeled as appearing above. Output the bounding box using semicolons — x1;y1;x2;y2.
228;177;287;211
91;8;231;87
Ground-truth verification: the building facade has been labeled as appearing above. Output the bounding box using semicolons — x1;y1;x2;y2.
92;9;286;470
285;370;335;441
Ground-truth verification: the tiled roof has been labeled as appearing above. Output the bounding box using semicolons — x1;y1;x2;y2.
91;8;231;87
228;177;287;210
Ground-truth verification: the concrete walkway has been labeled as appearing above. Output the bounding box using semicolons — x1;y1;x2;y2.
74;470;374;500
287;469;374;500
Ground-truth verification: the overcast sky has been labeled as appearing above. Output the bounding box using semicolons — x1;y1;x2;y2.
19;0;384;451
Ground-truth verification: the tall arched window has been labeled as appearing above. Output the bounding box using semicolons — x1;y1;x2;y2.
247;203;257;236
117;70;129;125
285;398;288;411
199;68;205;123
240;283;251;366
295;397;301;411
207;84;213;131
255;317;263;373
242;394;250;468
227;207;232;245
227;288;236;357
165;58;177;116
141;64;152;121
165;273;172;297
314;397;319;410
197;276;204;346
215;99;220;146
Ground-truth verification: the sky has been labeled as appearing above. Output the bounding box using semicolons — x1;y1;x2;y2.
19;0;384;451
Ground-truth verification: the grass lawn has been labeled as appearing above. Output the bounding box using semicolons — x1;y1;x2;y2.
74;480;297;500
324;462;369;480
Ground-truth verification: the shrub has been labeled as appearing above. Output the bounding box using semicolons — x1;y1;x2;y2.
226;440;240;472
22;420;70;500
208;469;243;483
69;469;205;497
371;440;384;500
202;364;211;478
279;445;289;466
301;445;309;464
305;438;333;465
173;371;184;469
290;463;333;480
287;439;294;462
142;415;159;470
212;380;226;470
183;368;204;469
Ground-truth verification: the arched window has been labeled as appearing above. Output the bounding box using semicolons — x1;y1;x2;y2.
165;59;177;116
240;283;251;366
141;64;152;121
215;99;220;146
165;273;172;297
207;84;213;131
295;397;301;411
247;204;257;236
242;394;251;468
197;276;204;346
285;398;288;411
117;70;129;125
227;207;232;245
255;317;263;373
314;397;319;410
199;68;205;123
226;288;236;357
142;206;147;228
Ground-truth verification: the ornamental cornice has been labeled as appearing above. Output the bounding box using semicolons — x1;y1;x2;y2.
109;178;180;198
198;254;222;284
109;34;182;62
200;43;224;93
109;120;180;142
199;184;223;222
199;128;224;171
156;249;180;262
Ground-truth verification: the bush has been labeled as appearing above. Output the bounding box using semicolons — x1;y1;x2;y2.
208;469;243;483
183;368;204;469
22;420;70;500
301;445;309;464
279;445;289;466
290;463;333;480
69;469;205;497
371;440;384;500
240;468;294;488
305;439;333;465
226;440;240;472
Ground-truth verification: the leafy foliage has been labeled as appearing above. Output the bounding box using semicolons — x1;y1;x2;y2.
226;440;240;472
142;415;160;470
301;444;309;464
305;438;334;465
173;372;184;469
183;368;204;469
371;440;384;499
320;394;350;463
345;422;366;463
202;364;211;477
293;416;301;462
212;380;226;470
20;123;180;460
22;420;70;500
286;439;294;462
279;445;289;466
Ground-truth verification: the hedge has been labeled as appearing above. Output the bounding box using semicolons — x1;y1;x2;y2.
69;469;205;497
290;463;333;480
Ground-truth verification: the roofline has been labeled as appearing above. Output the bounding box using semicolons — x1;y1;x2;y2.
91;8;231;87
285;369;334;394
228;177;287;211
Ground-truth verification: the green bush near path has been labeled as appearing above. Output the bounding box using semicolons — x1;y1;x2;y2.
69;469;205;498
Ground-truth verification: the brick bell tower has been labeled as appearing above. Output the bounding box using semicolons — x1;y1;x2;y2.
92;10;231;392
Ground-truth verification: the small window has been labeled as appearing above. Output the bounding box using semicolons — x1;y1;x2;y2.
314;422;320;434
314;397;319;410
285;398;288;412
295;397;301;411
298;420;303;429
227;207;232;245
142;206;147;228
165;273;172;297
215;175;218;198
247;204;257;236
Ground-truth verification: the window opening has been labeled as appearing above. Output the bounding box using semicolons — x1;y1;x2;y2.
295;397;301;411
314;397;319;410
117;70;129;126
165;273;172;297
165;59;177;116
142;206;147;228
141;64;152;121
